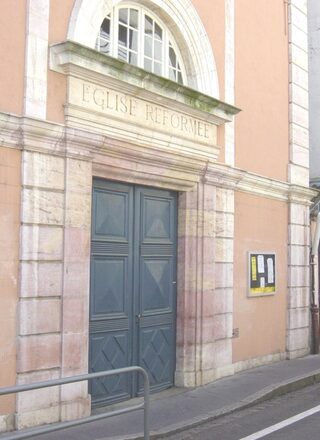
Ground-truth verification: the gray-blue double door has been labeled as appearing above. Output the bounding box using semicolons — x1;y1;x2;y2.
89;179;177;407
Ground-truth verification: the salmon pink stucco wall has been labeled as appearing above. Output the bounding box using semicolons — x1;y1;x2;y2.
0;0;26;115
0;147;21;416
235;0;289;182
189;0;226;161
192;0;225;102
233;192;288;363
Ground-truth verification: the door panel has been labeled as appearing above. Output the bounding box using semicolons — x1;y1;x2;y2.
91;257;127;316
139;324;174;390
136;187;176;394
90;331;130;404
90;181;133;407
90;180;177;406
141;258;172;311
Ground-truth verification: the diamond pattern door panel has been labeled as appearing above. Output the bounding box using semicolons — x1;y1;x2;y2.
93;188;129;240
90;180;177;406
90;332;130;405
139;326;173;389
136;187;177;393
142;196;174;241
91;257;127;317
141;258;172;312
90;180;133;407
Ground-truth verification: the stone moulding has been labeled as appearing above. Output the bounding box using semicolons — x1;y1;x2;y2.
49;41;240;164
0;112;316;203
206;163;317;205
49;41;239;123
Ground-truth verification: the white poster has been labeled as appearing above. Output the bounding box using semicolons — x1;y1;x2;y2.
257;255;264;273
267;257;274;283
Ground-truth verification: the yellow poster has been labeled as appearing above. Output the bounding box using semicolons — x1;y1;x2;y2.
251;256;257;281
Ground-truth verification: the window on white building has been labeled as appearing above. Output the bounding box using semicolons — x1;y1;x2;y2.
96;5;185;85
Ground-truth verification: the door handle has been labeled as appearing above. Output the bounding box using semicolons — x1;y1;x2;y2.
136;314;142;320
172;281;177;285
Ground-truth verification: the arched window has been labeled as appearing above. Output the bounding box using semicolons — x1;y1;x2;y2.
96;4;186;85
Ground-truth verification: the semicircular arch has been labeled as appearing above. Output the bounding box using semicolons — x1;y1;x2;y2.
67;0;220;97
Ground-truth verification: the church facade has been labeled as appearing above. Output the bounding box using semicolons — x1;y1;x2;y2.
0;0;315;431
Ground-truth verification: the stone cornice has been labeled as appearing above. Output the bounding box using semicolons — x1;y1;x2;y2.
49;41;240;125
0;112;316;201
206;162;317;204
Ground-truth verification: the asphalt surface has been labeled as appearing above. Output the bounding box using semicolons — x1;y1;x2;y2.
163;383;320;439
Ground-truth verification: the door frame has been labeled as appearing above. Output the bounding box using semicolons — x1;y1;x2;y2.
89;179;178;406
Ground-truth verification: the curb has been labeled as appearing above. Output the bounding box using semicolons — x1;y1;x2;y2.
109;369;320;440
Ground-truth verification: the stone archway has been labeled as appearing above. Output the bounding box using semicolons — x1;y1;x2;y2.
67;0;220;97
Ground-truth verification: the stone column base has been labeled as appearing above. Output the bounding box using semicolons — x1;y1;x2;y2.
0;414;15;433
175;364;235;388
15;396;91;431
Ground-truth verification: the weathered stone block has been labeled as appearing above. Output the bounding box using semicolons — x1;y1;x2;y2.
290;144;309;168
288;307;309;329
215;237;233;263
215;263;233;289
288;265;310;287
20;262;63;297
65;192;91;228
18;334;60;373
62;332;88;375
289;23;308;51
21;225;63;261
22;188;64;225
19;299;61;335
289;203;308;226
287;327;309;351
66;158;92;194
288;287;309;309
289;123;308;148
288;244;308;266
213;338;232;368
215;188;234;213
214;288;233;314
23;152;64;190
289;224;310;246
215;212;234;238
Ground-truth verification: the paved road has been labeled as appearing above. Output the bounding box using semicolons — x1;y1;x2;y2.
162;383;320;440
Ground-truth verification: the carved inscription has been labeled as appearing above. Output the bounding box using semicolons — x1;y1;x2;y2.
81;82;211;140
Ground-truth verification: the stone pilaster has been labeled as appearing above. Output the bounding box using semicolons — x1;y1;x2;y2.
17;151;93;427
60;158;92;421
287;0;311;358
17;151;65;429
176;183;215;386
212;187;234;379
288;0;309;186
24;0;50;118
287;203;310;358
225;0;235;166
175;181;234;386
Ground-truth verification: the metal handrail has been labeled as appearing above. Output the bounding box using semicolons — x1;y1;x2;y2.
0;366;150;440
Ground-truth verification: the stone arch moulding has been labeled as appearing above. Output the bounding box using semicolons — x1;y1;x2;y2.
67;0;220;98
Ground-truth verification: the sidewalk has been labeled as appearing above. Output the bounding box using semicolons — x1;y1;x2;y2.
7;355;320;440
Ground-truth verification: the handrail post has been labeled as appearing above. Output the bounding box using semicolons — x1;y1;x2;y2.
143;369;150;440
